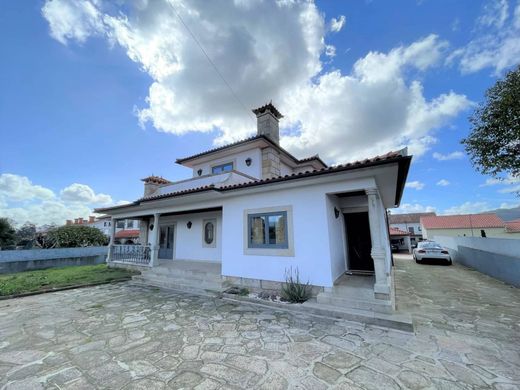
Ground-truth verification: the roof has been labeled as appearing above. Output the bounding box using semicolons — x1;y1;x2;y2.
421;213;505;229
175;134;327;168
252;102;283;119
141;176;172;185
114;229;140;238
389;227;410;236
389;212;436;224
504;219;520;233
95;150;411;213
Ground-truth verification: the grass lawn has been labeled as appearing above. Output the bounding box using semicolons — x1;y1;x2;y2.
0;264;138;297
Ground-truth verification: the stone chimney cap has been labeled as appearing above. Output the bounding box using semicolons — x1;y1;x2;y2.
141;175;171;185
252;102;283;119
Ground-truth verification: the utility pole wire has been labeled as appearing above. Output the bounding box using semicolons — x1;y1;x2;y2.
167;1;256;123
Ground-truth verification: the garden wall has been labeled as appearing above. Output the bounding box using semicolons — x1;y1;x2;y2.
434;236;520;287
0;247;108;274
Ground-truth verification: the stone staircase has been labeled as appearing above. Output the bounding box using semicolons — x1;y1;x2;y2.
316;274;394;314
132;260;223;296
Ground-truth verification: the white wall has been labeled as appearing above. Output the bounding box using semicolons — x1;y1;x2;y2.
280;162;293;176
191;148;262;179
221;178;382;287
326;195;347;283
149;211;222;262
390;222;423;237
424;227;518;239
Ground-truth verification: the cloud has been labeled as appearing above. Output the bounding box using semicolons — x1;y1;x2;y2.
0;174;116;226
406;181;425;190
330;15;346;33
436;179;450;186
432;151;464;161
449;0;520;74
393;203;436;214
61;183;112;204
0;174;55;201
41;1;470;164
442;201;492;215
499;184;520;193
481;174;520;193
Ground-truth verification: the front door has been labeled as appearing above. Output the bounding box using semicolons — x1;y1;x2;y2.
159;225;175;259
344;212;374;273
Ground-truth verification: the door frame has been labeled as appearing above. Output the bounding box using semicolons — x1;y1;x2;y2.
158;222;177;260
342;208;374;273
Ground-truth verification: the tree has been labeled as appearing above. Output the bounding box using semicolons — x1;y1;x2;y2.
0;218;16;249
15;222;36;248
462;65;520;186
45;225;109;248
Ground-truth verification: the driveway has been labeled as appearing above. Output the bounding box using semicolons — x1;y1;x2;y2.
0;257;519;389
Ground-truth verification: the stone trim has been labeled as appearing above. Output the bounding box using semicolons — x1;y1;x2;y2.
222;275;324;297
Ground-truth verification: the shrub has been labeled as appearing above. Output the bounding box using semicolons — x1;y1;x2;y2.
45;225;109;248
281;267;311;303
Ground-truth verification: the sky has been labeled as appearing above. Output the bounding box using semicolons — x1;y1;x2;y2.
0;0;519;226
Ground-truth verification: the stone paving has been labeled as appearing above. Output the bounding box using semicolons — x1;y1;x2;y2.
0;255;519;389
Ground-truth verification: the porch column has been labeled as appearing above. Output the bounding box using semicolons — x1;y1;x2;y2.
106;217;117;263
365;188;391;299
149;213;161;267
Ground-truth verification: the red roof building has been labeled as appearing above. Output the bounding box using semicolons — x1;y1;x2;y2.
421;213;504;229
389;227;410;236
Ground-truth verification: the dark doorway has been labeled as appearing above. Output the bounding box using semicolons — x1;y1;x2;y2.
344;212;374;273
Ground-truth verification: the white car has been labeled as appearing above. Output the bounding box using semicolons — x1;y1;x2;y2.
413;241;452;265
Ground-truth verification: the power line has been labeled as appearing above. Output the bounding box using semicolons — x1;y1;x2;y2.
167;1;256;123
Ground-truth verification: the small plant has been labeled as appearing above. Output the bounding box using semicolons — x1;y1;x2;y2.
281;267;311;303
225;286;249;296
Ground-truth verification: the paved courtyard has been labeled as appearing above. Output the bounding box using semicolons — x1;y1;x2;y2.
0;256;519;389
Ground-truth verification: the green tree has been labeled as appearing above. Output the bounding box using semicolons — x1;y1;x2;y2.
0;218;16;249
45;225;109;248
462;65;520;185
15;222;36;248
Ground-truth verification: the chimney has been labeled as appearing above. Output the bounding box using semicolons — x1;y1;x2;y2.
252;102;283;145
141;176;171;197
78;217;84;224
89;216;95;224
74;218;79;225
66;220;72;226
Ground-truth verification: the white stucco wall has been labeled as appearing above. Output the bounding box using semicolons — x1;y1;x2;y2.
191;149;262;179
150;211;222;262
326;195;347;283
423;227;518;239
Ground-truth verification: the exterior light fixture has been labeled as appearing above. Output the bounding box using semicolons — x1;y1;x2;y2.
245;158;252;166
149;224;154;231
334;207;340;219
197;169;202;176
187;221;192;229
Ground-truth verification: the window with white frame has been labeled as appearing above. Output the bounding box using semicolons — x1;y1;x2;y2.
248;211;288;249
116;220;125;229
212;162;233;174
202;219;216;247
126;220;134;229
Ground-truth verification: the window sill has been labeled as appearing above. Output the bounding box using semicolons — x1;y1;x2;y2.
244;247;294;257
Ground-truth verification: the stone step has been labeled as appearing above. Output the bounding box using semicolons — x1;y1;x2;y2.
316;292;393;314
142;271;222;285
133;274;222;290
146;267;220;279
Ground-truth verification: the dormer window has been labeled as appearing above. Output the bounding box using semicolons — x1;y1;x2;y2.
212;162;233;174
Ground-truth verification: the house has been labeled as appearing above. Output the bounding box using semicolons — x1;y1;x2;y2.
421;213;520;239
388;212;434;247
96;103;411;313
389;227;412;253
66;216;142;244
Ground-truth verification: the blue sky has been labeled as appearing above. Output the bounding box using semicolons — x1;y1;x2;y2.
0;0;519;226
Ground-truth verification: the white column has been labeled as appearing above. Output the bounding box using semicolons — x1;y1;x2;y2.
366;188;391;298
149;213;160;267
106;217;117;263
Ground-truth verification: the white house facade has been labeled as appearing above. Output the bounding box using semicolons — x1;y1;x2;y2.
96;103;411;312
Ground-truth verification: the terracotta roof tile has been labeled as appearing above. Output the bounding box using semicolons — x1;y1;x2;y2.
389;212;436;224
141;175;171;185
421;214;504;229
504;219;520;233
252;102;283;118
389;227;410;236
115;229;140;238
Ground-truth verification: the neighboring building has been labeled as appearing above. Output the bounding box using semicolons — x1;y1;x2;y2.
66;216;141;244
96;103;412;313
388;212;435;247
389;227;412;253
421;213;520;239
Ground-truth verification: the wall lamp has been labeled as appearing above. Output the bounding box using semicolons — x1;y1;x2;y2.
187;221;192;229
334;207;340;219
245;157;252;166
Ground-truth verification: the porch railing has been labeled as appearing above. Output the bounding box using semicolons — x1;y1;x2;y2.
110;245;151;266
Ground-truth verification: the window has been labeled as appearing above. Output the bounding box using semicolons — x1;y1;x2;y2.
408;226;414;234
212;162;233;174
126;220;134;229
116;220;125;229
203;219;216;247
248;211;288;249
481;229;486;238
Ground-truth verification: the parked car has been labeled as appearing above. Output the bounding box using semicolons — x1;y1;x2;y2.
390;243;399;253
413;241;452;265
